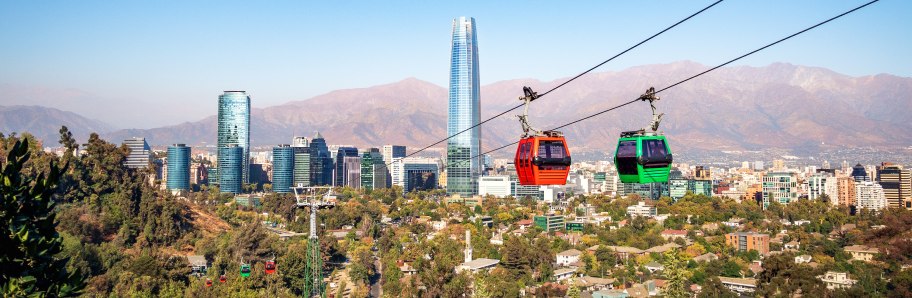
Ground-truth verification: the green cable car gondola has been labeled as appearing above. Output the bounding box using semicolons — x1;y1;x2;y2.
615;130;673;183
240;263;251;278
614;87;673;183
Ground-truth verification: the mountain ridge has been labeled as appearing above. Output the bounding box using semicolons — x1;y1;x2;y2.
2;62;909;155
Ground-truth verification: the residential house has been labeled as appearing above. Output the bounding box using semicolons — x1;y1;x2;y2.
844;245;879;262
818;271;857;290
553;268;576;281
557;249;582;267
718;277;757;294
660;229;688;241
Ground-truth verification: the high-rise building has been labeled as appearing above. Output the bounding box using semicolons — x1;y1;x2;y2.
166;144;190;191
292;143;311;187
762;172;797;208
123;137;152;169
694;166;711;180
218;144;244;193
851;164;869;182
855;181;887;211
309;132;333;186
382;145;406;164
272;145;295;193
876;163;911;208
217;91;250;184
807;173;833;201
361;148;387;190
342;156;362;188
292;136;309;148
446;16;482;197
688;179;713;197
335;147;359;186
190;163;208;186
836;177;856;207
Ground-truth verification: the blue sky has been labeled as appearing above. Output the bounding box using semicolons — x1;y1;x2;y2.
0;0;908;128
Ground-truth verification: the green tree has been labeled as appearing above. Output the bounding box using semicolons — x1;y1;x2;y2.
697;277;737;298
662;250;689;298
1;137;83;296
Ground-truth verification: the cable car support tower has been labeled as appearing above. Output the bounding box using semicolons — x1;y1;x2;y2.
292;185;337;298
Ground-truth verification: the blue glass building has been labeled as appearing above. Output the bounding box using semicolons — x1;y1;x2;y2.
309;132;334;186
446;16;482;197
217;91;250;184
335;147;359;186
166;144;191;191
272;144;295;193
219;145;244;193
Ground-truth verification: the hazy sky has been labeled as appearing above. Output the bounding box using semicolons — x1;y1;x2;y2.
1;0;908;129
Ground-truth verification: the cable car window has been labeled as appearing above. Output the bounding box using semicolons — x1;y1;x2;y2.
643;139;668;159
616;141;637;157
538;141;566;159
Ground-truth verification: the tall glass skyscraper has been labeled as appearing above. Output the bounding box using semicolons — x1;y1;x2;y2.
272;144;295;193
335;147;359;186
446;16;482;196
166;144;190;191
309;132;334;186
219;144;244;193
218;91;250;184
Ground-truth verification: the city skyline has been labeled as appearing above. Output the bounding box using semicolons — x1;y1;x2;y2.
1;1;909;128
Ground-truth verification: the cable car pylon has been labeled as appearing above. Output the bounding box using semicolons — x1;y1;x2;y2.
292;185;336;298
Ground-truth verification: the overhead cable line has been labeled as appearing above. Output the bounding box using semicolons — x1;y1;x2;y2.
462;0;880;164
394;0;725;165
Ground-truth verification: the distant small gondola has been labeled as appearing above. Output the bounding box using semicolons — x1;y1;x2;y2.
265;260;276;275
205;278;213;288
240;263;251;278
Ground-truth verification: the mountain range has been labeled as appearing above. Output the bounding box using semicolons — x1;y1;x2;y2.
2;61;910;156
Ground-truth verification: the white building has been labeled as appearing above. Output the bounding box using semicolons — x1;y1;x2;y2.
719;277;757;294
627;202;657;217
806;173;832;200
856;181;887;211
818;271;857;290
478;175;511;197
556;249;582;266
762;172;798;208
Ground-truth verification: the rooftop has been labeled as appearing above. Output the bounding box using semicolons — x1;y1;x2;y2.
719;277;758;287
844;244;879;253
558;249;582;256
460;258;500;270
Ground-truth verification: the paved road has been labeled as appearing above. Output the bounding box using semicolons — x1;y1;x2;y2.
369;257;382;297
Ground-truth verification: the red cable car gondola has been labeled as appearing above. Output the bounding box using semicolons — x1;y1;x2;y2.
514;87;572;185
219;275;227;283
205;278;213;288
265;260;276;275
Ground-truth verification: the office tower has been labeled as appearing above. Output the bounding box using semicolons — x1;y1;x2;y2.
478;176;510;197
292;136;309;148
876;163;910;208
123;137;152;169
335;147;359;186
391;157;439;193
218;144;244;193
361;148;387;190
309;132;333;186
855;181;887;211
292;141;311;187
753;161;764;171
190;163;208;186
382;145;406;164
217;91;250;184
762;172;798;209
272;145;295;193
166;144;190;191
772;159;785;171
342;156;362;188
851;163;869;182
446;16;482;197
